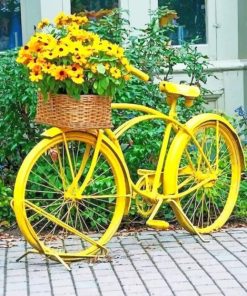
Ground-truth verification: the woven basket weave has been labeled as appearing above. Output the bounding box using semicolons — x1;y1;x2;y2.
35;93;112;129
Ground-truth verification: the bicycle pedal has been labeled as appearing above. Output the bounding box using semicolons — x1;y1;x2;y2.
146;220;169;230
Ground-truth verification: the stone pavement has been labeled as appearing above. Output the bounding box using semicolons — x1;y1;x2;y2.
1;228;247;296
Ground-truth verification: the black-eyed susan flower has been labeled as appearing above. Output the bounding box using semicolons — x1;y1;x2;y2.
72;54;87;65
110;67;121;79
71;74;84;84
91;64;98;74
16;12;132;98
29;71;43;82
42;62;54;74
54;12;69;27
43;50;58;60
37;19;50;30
51;66;68;81
54;43;70;58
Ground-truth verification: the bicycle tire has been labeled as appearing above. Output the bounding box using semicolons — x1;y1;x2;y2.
14;131;126;260
165;119;242;233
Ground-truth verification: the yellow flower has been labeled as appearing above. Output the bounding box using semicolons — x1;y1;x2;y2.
104;63;110;70
17;11;132;95
27;62;42;73
37;19;49;30
76;15;88;25
114;46;124;58
110;67;121;79
81;47;93;58
99;41;125;58
55;12;88;27
29;71;43;82
16;47;32;64
123;74;131;81
51;66;68;81
54;12;69;26
68;64;83;77
70;41;83;54
42;62;53;74
91;64;98;74
43;50;58;60
28;32;51;45
71;74;84;84
70;15;88;26
54;42;70;57
72;54;87;65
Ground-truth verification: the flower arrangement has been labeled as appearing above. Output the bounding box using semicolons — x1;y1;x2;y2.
16;12;131;99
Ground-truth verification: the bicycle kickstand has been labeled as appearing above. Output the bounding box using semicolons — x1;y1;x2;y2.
146;199;170;230
170;200;210;243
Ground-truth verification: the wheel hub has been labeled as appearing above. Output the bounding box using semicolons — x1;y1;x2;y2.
64;186;81;201
195;171;217;188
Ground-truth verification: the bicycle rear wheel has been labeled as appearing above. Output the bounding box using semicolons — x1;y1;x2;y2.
14;131;126;260
167;120;242;233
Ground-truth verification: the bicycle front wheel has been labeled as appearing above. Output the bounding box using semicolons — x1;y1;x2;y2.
167;120;242;233
14;131;126;260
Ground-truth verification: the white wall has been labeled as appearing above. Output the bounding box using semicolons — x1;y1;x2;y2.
40;0;71;22
20;0;70;43
120;0;158;29
20;0;41;44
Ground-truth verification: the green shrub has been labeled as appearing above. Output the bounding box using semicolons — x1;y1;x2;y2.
0;180;13;227
0;51;42;186
2;7;243;230
0;50;43;226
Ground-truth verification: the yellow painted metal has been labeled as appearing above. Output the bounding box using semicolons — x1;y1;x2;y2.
152;122;172;192
129;65;150;82
146;219;170;230
13;74;245;268
62;132;76;180
78;130;103;196
65;143;91;200
41;127;64;138
41;126;133;215
104;128;132;215
165;118;242;233
25;200;108;251
164;113;244;195
133;175;157;218
14;131;127;261
159;81;200;98
146;198;170;230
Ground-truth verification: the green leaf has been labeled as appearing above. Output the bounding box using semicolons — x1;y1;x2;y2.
98;77;109;90
97;64;106;74
93;81;98;90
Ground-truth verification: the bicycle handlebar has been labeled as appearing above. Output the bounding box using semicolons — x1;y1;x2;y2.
129;66;150;82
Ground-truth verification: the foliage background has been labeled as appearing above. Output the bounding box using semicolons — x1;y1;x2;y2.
0;8;246;228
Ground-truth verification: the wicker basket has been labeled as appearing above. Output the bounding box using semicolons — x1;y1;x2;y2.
35;93;112;129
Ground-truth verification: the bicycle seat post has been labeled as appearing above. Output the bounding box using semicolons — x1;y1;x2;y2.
166;93;179;118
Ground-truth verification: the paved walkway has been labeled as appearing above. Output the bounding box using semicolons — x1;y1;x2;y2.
0;228;247;296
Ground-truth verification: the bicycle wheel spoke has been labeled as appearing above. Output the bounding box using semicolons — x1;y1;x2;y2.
14;132;126;258
175;121;240;233
29;171;62;193
25;200;101;246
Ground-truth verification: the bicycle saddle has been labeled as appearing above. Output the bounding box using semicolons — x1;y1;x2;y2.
159;81;200;99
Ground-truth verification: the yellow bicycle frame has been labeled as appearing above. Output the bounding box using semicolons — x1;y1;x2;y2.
42;100;244;217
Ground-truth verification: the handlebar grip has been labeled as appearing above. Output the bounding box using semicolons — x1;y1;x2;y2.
129;66;150;82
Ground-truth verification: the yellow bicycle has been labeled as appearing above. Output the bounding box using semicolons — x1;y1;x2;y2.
13;66;244;270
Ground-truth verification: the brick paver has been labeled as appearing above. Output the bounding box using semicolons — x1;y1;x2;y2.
0;228;247;296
